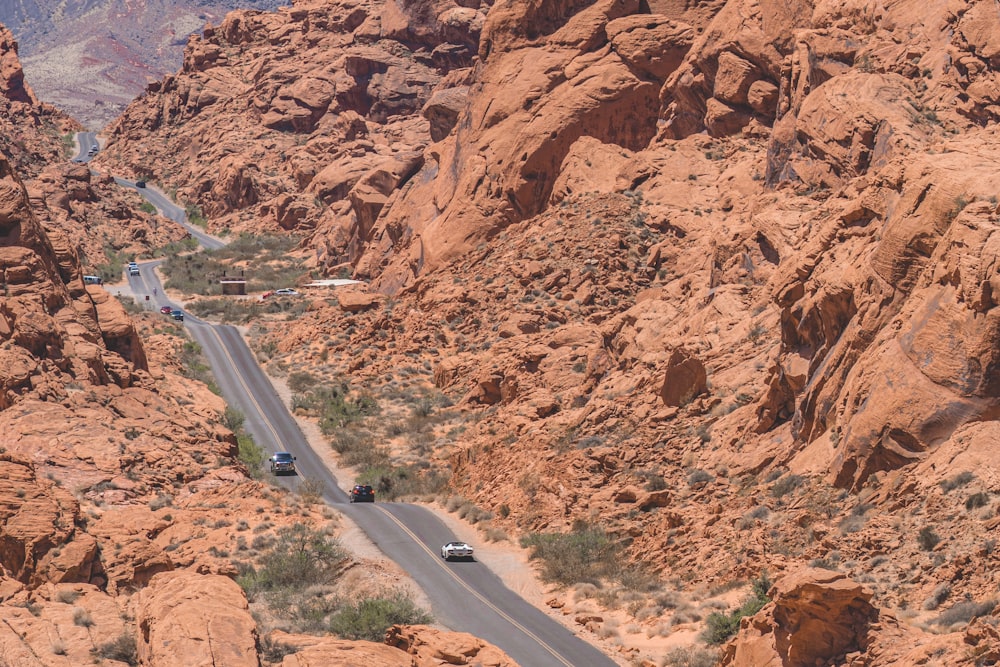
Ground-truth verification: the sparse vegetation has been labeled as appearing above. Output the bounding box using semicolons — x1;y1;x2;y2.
663;646;720;667
520;523;618;586
770;474;805;498
935;599;996;627
966;492;990;510
225;407;267;478
237;523;346;597
917;526;941;551
328;590;432;641
97;633;138;665
701;572;772;645
160;233;305;295
940;471;974;492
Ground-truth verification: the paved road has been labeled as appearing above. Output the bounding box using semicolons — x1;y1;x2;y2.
117;165;616;667
73;131;99;162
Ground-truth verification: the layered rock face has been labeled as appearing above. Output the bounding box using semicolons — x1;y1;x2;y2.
101;0;1000;663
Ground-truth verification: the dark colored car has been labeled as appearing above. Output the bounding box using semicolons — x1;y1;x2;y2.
170;309;184;321
269;452;297;475
349;484;375;502
160;306;173;314
135;180;146;188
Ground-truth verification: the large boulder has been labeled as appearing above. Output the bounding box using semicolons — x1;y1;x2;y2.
721;569;877;666
136;571;259;667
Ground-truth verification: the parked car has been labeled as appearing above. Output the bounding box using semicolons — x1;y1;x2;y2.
349;484;375;503
273;288;300;296
160;306;173;314
170;309;184;321
441;541;474;561
135;180;146;188
128;262;140;276
83;275;103;285
269;452;297;475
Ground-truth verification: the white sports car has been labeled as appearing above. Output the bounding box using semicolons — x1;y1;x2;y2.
441;541;474;560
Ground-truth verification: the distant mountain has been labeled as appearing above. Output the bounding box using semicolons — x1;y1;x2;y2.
0;0;287;128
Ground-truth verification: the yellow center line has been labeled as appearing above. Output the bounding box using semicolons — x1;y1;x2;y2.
204;326;283;447
200;321;573;665
374;505;574;667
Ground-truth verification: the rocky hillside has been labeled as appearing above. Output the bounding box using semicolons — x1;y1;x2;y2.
98;0;1000;664
3;0;288;128
0;24;517;667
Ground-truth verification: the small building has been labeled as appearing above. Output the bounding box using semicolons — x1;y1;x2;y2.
220;271;246;296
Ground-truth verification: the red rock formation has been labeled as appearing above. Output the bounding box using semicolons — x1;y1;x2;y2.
94;0;1000;662
136;571;259;667
386;624;516;666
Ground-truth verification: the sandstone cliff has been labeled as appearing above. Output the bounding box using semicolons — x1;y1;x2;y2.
98;0;1000;663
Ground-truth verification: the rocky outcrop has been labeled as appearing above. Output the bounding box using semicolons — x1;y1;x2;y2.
721;570;878;666
386;624;517;666
136;571;259;667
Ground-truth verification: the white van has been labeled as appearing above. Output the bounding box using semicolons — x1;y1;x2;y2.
83;275;103;285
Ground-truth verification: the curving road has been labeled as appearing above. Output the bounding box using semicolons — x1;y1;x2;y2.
119;169;616;667
73;131;99;162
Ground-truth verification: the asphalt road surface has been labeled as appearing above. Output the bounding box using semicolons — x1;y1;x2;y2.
73;131;99;162
115;164;617;667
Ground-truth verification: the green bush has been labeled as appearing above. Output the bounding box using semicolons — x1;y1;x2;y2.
95;243;130;284
294;383;380;435
238;523;345;597
520;524;617;586
701;572;771;645
328;591;432;641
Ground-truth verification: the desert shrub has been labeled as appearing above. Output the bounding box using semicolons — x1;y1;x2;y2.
149;494;173;511
72;607;93;627
288;371;320;393
298;478;326;505
940;471;974;492
259;636;299;662
918;526;941;551
687;469;713;486
701;572;771;645
238;523;346;597
838;514;866;534
178;340;218;393
770;474;805;498
935;599;996;627
294;383;380;435
223;407;266;477
520;524;617;586
94;243;130;284
663;647;720;667
328;591;432;641
97;633;138;665
965;492;989;510
922;582;951;611
56;589;80;604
